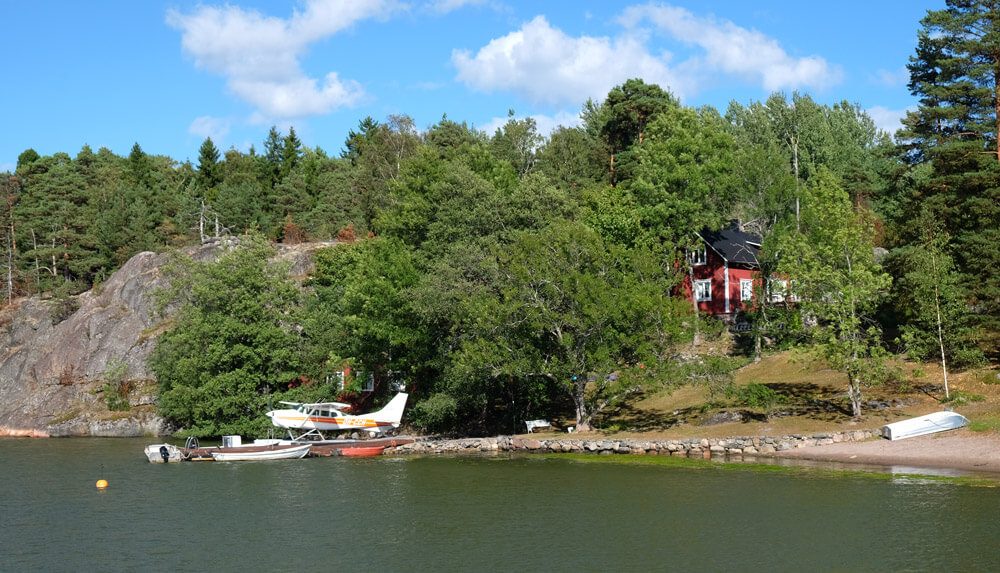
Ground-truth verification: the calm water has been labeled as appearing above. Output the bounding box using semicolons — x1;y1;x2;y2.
1;438;998;572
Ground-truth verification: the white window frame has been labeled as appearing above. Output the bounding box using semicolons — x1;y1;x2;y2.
694;279;712;302
361;372;375;392
740;279;754;302
768;279;788;303
388;371;405;393
327;371;346;389
789;280;801;302
688;246;707;266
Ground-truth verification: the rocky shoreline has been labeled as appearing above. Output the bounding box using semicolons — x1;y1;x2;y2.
387;429;879;457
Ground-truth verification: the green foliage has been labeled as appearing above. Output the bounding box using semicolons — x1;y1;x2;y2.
102;358;132;412
968;415;1000;432
454;220;691;431
896;1;1000;335
888;209;984;370
151;233;304;437
774;168;892;417
409;393;459;434
4;78;959;435
197;137;221;192
725;381;788;415
631;105;734;245
940;391;985;405
302;237;425;383
600;78;679;186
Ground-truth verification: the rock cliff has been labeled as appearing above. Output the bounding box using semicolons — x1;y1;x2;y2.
0;240;334;437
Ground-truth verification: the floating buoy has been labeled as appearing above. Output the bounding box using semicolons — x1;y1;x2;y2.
96;479;108;489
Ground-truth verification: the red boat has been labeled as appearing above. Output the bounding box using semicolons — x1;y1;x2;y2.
340;446;385;457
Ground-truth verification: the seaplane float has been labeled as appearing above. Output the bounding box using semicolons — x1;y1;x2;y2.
266;392;409;441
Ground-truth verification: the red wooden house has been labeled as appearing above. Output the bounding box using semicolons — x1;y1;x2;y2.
680;223;763;319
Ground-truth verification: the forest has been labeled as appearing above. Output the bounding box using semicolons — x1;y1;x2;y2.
2;3;999;437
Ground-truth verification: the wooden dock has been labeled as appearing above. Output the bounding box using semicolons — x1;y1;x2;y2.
182;437;415;460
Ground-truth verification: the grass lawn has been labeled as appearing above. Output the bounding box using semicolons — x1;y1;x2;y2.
540;349;1000;441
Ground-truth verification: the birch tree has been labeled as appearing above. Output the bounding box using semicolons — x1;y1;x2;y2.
775;168;891;418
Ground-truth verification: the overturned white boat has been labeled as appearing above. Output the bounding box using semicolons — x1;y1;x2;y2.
881;411;969;441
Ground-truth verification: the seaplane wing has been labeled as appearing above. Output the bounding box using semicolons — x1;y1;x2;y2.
267;393;408;440
279;400;352;410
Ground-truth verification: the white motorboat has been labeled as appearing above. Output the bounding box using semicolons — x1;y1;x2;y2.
145;443;184;463
209;443;311;461
881;411;969;441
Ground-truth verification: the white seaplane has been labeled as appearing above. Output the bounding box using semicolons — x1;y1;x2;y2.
266;393;408;440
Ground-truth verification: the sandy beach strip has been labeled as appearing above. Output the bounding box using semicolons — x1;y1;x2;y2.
771;429;1000;475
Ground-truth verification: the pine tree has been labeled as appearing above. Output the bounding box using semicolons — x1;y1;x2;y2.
897;0;1000;334
197;137;221;192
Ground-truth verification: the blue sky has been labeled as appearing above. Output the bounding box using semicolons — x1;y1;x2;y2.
1;1;933;173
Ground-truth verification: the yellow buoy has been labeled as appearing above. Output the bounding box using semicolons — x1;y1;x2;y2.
96;479;108;489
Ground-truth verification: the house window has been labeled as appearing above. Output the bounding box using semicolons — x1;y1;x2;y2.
361;372;375;392
327;371;346;389
740;279;754;301
768;279;788;303
694;279;712;302
789;280;801;302
687;246;707;266
388;371;405;392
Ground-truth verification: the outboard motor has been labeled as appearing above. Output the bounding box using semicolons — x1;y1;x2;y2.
159;445;170;462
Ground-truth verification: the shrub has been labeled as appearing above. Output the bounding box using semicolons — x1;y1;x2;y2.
102;359;133;411
726;381;788;417
409;392;458;434
940;391;985;405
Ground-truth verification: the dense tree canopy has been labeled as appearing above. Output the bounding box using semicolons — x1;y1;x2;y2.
895;0;1000;336
8;35;1000;434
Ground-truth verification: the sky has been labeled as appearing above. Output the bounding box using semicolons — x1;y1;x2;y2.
1;1;935;173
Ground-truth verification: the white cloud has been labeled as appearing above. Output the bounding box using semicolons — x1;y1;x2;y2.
189;116;232;142
867;105;911;137
167;0;398;119
874;67;909;88
425;0;490;14
453;15;683;106
453;6;844;108
480;110;582;138
620;5;843;93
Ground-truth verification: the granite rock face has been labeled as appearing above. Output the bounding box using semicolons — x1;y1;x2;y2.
0;251;171;436
0;240;335;437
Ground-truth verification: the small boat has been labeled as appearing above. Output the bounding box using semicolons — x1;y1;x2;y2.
341;446;385;457
881;411;969;441
145;443;183;463
210;443;311;461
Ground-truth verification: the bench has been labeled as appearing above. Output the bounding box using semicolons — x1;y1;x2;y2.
525;419;551;433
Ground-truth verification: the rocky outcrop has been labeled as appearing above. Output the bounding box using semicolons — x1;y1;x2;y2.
0;239;337;437
0;251;170;437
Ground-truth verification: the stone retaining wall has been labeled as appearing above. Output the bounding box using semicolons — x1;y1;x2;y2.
387;430;879;457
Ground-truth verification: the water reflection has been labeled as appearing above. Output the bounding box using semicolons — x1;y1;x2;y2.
730;453;1000;480
2;438;998;572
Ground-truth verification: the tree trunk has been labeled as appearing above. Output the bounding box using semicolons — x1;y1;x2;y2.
689;264;700;348
848;376;863;418
931;248;950;398
571;378;592;431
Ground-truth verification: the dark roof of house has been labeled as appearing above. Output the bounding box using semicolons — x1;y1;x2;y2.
699;223;761;266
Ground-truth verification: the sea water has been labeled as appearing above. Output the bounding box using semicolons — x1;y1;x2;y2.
1;438;998;571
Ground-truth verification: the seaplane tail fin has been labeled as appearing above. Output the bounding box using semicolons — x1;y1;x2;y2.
372;393;409;425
